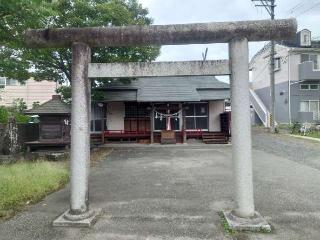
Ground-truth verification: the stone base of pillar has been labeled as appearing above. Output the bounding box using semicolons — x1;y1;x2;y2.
222;210;271;232
53;208;102;227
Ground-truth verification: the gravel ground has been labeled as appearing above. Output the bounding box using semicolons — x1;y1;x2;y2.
252;127;320;170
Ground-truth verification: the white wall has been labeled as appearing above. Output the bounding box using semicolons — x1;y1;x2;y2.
251;44;319;88
251;44;289;90
106;102;125;130
208;100;225;131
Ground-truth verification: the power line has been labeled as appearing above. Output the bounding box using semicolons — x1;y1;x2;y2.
287;0;320;16
295;1;320;17
287;0;309;14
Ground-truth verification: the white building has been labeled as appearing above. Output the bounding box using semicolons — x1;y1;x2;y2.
250;29;320;124
0;77;58;109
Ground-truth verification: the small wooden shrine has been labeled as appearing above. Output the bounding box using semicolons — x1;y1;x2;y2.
25;95;71;151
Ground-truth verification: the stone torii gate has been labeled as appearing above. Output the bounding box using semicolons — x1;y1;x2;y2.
25;18;296;230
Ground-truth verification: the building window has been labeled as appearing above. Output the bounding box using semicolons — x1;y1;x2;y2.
183;103;208;130
300;84;319;90
310;54;319;69
300;101;309;112
0;77;5;88
303;35;308;44
310;84;319;90
310;101;320;120
300;100;320;120
301;54;320;70
6;79;19;86
274;57;281;71
124;103;151;132
301;54;309;63
91;103;106;132
0;77;20;87
125;103;151;118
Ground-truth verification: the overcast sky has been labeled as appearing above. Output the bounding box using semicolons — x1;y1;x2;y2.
138;0;320;64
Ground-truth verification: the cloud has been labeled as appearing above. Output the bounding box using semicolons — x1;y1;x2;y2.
138;0;320;62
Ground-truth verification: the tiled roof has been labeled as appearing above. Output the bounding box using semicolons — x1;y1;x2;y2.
97;76;230;102
25;97;70;115
197;89;230;100
101;90;137;102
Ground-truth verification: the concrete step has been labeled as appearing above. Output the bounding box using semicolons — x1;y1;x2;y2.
86;199;227;240
202;132;229;144
91;214;218;240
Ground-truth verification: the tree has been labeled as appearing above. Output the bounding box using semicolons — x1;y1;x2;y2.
11;98;28;113
32;101;41;109
0;0;54;80
56;85;72;103
0;0;160;88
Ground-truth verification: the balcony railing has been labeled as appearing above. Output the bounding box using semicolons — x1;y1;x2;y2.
299;61;320;80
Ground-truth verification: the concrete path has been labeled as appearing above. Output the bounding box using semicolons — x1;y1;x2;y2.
252;128;320;170
1;131;320;239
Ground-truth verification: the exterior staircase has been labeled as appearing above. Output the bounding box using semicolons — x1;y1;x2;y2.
249;89;270;127
202;132;229;144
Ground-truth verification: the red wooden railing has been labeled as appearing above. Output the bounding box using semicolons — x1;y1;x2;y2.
102;129;203;138
104;130;151;138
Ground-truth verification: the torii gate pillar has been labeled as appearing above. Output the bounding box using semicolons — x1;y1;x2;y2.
222;37;270;231
230;37;255;217
53;43;101;227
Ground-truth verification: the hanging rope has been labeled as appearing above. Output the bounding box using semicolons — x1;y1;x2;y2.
154;109;182;118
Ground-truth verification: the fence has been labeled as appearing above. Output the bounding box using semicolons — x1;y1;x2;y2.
0;120;39;155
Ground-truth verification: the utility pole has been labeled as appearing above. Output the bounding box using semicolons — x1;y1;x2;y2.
252;0;276;133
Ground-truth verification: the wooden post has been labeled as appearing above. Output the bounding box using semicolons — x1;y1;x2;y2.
182;106;187;143
179;103;186;143
101;104;105;144
150;106;154;144
101;117;105;144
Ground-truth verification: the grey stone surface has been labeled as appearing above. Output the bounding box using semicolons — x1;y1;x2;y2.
25;19;297;48
1;129;320;239
89;60;230;78
69;42;91;214
223;210;271;232
229;37;255;218
53;209;102;227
